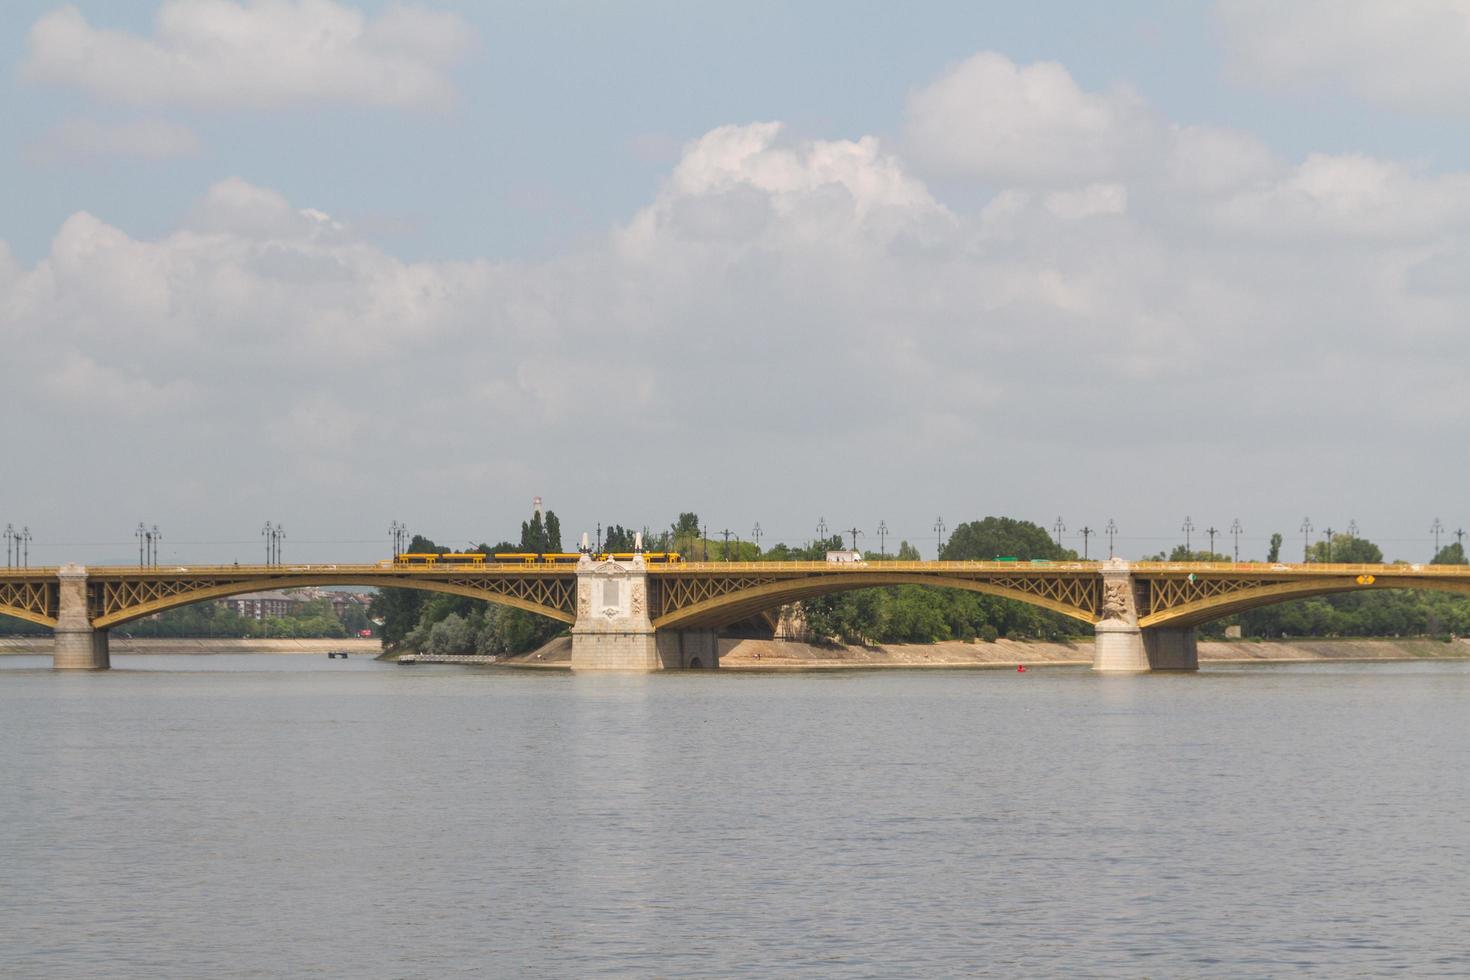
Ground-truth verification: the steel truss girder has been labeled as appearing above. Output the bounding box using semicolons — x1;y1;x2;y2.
86;570;577;628
648;570;1101;629
0;577;59;627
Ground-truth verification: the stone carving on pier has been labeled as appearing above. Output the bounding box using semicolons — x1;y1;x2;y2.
1102;581;1130;621
630;584;645;616
577;588;590;618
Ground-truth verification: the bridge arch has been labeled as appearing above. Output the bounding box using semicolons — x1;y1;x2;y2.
650;572;1100;631
1139;577;1470;629
91;573;576;629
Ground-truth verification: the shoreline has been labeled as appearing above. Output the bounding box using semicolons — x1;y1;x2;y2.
0;637;382;656
4;635;1469;670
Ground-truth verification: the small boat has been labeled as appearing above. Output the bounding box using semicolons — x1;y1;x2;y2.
397;654;417;665
326;650;350;659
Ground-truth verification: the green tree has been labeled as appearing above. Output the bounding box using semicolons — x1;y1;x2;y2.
1267;533;1283;563
1309;533;1384;564
940;517;1070;561
896;540;921;561
1432;542;1467;565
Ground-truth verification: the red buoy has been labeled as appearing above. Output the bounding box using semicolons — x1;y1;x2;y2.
1017;665;1027;672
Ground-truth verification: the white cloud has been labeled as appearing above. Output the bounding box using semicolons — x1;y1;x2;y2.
1217;0;1470;114
904;51;1156;184
23;1;475;110
8;71;1470;549
30;118;201;162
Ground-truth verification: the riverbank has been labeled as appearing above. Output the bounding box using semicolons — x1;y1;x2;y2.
488;635;1470;669
0;637;381;656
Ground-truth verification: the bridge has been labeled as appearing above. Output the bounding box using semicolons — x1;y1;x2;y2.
7;557;1470;672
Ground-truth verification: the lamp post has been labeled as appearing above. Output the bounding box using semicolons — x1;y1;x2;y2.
1052;516;1066;549
1182;516;1194;553
816;517;828;546
148;526;161;566
136;522;147;567
1105;518;1117;559
1322;527;1335;562
1431;517;1444;559
877;520;888;558
1206;525;1220;557
263;522;274;565
389;520;408;558
720;528;732;560
1300;517;1313;562
1230;519;1243;562
21;527;30;568
845;527;863;552
3;524;13;568
1080;526;1093;560
752;522;762;553
1348;520;1359;538
933;517;946;560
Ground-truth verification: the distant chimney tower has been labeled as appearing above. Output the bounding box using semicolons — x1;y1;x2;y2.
533;496;543;517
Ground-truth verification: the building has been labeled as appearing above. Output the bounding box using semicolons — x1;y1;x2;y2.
221;590;297;619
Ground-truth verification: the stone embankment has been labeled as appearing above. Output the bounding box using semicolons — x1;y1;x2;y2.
0;637;381;656
716;636;1470;669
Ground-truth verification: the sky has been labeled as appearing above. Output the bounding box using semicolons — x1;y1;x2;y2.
4;0;1470;565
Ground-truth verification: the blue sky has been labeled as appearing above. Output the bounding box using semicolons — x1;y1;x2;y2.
5;1;1470;562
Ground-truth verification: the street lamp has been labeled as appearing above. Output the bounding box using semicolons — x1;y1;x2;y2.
752;522;762;553
263;522;274;565
1206;525;1219;557
20;527;30;568
3;524;13;568
1080;526;1093;560
1230;519;1243;562
1431;517;1444;558
845;526;863;552
1300;517;1313;562
148;525;161;566
1182;516;1194;553
1322;527;1335;563
933;517;946;560
136;522;147;566
1052;516;1066;549
390;520;408;558
877;520;888;558
1105;518;1118;559
1347;520;1359;538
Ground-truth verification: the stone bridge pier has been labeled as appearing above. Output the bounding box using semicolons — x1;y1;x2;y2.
53;564;110;670
569;557;717;670
1093;560;1197;671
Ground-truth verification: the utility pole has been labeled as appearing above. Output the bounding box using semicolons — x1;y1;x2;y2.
1182;516;1194;553
1431;517;1444;558
1206;525;1219;557
845;527;863;552
933;516;946;560
752;522;762;553
1080;526;1093;560
1230;519;1243;562
1322;527;1335;562
1105;518;1117;559
1052;516;1066;549
1300;517;1313;562
877;520;888;558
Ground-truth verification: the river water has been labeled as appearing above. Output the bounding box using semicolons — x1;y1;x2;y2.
1;654;1467;977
